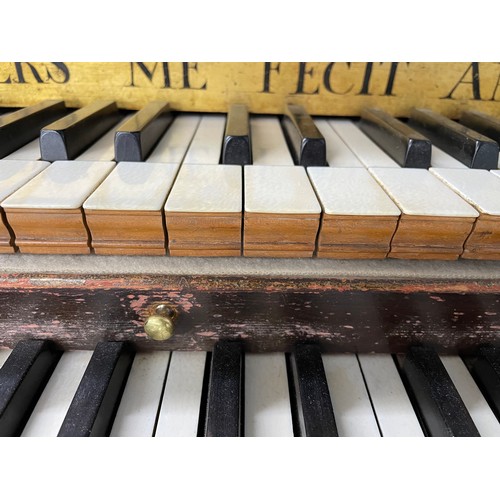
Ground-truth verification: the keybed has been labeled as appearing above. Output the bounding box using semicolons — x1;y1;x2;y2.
0;105;500;260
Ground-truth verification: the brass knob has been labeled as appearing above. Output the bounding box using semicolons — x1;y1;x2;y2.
144;303;177;341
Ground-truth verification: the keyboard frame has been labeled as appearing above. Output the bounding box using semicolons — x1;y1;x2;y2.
0;255;499;353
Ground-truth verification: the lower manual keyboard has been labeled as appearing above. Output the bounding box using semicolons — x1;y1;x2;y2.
1;341;498;437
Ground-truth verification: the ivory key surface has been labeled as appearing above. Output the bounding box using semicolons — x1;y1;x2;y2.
314;118;364;168
146;114;201;163
165;163;242;256
250;116;294;166
329;119;401;168
2;160;115;254
244;165;321;257
369;167;479;259
308;167;400;258
84;161;179;254
182;114;226;165
431;168;500;259
0;160;50;252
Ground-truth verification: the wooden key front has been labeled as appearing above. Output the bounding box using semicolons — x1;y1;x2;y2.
0;160;50;252
370;168;479;260
431;168;500;259
165;163;242;256
84;162;179;255
244;165;321;257
2;160;115;254
308;167;400;259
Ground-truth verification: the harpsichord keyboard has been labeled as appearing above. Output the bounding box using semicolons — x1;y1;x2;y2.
1;339;500;437
0;101;499;260
0;99;500;438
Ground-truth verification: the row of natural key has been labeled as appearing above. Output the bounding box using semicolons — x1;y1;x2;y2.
0;100;500;259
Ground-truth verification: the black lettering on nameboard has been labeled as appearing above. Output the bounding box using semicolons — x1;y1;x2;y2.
357;63;374;95
14;63;44;84
46;63;70;84
442;62;481;100
0;63;70;85
129;62;172;88
261;62;281;93
182;63;207;90
294;62;319;94
323;62;354;95
488;66;500;101
384;62;406;96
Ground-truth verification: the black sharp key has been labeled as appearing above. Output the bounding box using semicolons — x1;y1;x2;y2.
359;108;431;168
222;104;252;165
0;340;60;436
0;100;66;158
460;110;500;145
398;345;480;437
290;343;338;437
40;100;121;161
205;341;242;437
58;341;134;437
114;101;173;162
408;108;499;169
464;345;500;422
281;104;327;166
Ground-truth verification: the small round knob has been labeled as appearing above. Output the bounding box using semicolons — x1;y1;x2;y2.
144;315;174;341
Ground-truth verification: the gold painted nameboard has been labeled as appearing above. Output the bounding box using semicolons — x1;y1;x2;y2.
0;62;500;117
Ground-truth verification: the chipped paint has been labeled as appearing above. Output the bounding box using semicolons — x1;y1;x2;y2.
129;294;149;309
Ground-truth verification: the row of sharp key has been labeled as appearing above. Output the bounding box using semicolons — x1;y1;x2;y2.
2;98;500;169
0;340;499;437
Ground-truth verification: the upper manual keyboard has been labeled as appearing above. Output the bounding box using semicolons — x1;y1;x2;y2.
0;102;499;260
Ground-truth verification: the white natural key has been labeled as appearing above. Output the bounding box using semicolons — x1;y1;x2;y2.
110;351;171;437
322;353;380;436
245;165;320;215
164;163;242;256
314;118;364;168
0;349;12;369
369;168;479;218
76;116;130;161
358;354;424;437
308;167;400;217
2;160;115;209
245;353;294;437
250;116;294;165
430;146;468;169
430;168;500;216
155;351;207;437
182;114;226;164
440;355;500;437
165;163;241;213
369;167;479;259
21;350;93;437
84;161;179;212
3;139;41;161
0;160;50;202
147;114;201;163
244;165;321;257
329;119;400;168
